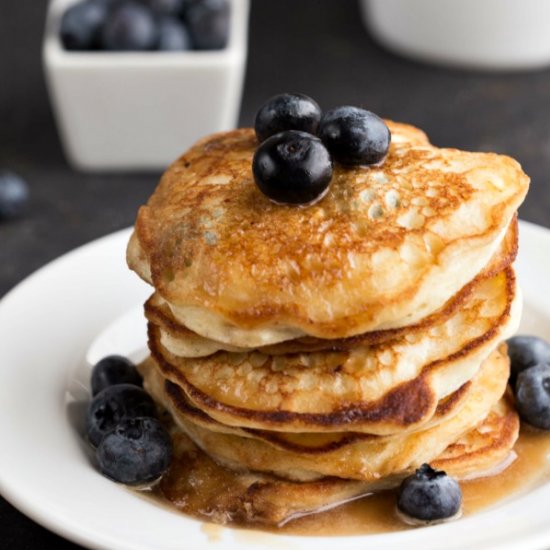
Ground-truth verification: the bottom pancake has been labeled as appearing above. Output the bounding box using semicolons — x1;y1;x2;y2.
140;346;515;482
158;393;518;527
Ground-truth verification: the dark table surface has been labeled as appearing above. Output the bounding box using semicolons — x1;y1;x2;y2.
2;0;550;548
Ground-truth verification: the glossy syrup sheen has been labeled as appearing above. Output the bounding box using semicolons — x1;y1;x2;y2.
150;426;550;537
282;428;550;536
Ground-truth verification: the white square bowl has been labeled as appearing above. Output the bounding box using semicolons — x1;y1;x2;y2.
43;0;249;171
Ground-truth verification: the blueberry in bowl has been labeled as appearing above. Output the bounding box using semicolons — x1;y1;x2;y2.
100;1;159;51
185;0;230;50
57;0;231;52
146;0;188;16
60;0;110;50
157;16;192;51
397;464;462;524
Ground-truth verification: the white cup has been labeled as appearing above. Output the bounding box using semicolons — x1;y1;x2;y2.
361;0;550;70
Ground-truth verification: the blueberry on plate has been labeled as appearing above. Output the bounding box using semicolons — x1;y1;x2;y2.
507;335;550;385
0;171;29;221
97;416;172;484
515;363;550;429
254;93;322;143
60;0;110;50
91;355;142;396
185;0;229;50
157;16;192;50
319;106;391;166
101;1;159;51
397;464;462;523
86;384;157;447
252;130;333;206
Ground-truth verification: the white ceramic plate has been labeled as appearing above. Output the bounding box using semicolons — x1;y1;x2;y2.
1;222;550;550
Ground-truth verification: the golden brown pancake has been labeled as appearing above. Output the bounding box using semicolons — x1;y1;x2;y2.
161;377;472;451
127;119;528;527
127;123;528;345
431;390;519;479
142;347;513;482
159;391;519;527
145;217;518;357
146;267;520;435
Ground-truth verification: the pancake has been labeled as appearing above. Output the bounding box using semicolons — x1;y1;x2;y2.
127;123;528;346
147;217;518;358
430;391;519;479
161;375;472;446
159;391;519;527
142;347;513;482
147;267;520;434
159;430;395;527
140;356;474;481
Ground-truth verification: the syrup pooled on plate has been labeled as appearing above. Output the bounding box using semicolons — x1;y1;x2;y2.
150;424;550;536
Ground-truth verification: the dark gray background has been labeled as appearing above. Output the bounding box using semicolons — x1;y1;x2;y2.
1;0;548;547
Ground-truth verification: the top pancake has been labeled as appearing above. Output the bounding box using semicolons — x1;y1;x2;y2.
146;217;518;357
128;122;528;343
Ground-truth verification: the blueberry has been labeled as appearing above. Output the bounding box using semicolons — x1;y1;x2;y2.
515;364;550;429
86;384;156;447
91;355;142;396
101;2;158;51
252;130;333;206
507;335;550;385
319;106;391;166
97;417;172;484
254;93;322;143
157;16;192;50
0;171;29;221
145;0;187;15
397;464;462;523
60;0;110;50
185;0;229;50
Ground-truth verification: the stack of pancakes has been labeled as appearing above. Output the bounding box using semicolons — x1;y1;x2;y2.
127;122;529;525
